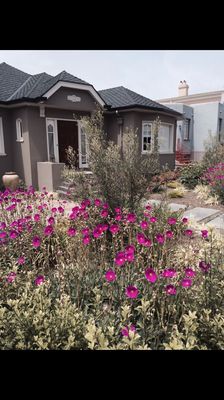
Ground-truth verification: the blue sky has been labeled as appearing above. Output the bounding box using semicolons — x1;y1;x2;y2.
1;50;224;99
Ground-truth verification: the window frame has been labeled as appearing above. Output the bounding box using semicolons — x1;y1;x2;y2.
183;118;190;141
16;118;24;142
78;122;89;168
142;121;153;154
0;117;6;155
142;121;174;154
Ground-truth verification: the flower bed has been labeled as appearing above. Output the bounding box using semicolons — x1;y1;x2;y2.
0;187;223;350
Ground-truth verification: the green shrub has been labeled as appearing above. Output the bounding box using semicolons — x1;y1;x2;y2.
202;133;224;170
179;163;205;189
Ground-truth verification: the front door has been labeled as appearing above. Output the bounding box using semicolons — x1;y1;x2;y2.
57;120;78;166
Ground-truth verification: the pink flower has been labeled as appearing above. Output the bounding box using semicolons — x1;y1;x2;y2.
165;284;177;295
185;268;196;278
94;198;102;207
0;222;6;230
109;224;120;235
93;227;103;238
184;229;193;237
143;238;152;247
201;230;208;238
126;286;139;299
125;250;135;262
105;269;116;282
150;216;157;223
199;261;211;273
168;217;177;225
34;214;40;222
7;272;16;283
51;207;57;213
181;278;192;288
166;230;174;239
9;230;18;239
140;220;148;230
145;204;152;211
127;213;136;223
34;275;45;286
0;231;7;239
103;202;109;209
18;256;25;265
115;251;126;266
101;210;108;218
48;217;55;225
83;235;90;245
82;227;89;235
115;207;121;213
121;324;136;337
155;233;165;244
125;245;135;254
58;206;64;214
44;225;53;236
32;236;41;248
137;233;146;244
145;268;157;283
67;227;76;237
182;217;188;224
162;268;177;278
115;214;122;221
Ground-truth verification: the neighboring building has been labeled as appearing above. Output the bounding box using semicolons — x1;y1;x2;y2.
0;62;181;190
158;81;224;162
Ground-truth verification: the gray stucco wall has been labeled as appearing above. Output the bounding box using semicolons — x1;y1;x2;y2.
0;108;13;183
192;102;219;154
104;111;177;169
46;87;98;112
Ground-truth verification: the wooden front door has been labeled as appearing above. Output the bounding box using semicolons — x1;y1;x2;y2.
57;120;78;166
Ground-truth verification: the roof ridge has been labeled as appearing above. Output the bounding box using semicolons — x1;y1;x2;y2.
6;75;33;101
25;73;50;97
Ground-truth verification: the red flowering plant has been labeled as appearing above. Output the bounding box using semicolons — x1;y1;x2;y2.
202;162;224;204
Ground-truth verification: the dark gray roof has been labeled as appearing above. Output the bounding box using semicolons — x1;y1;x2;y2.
99;86;182;115
0;62;90;102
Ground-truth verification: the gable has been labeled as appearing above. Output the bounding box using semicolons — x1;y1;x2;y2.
45;87;99;111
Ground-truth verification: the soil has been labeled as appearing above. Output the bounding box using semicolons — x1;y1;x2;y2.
146;188;224;212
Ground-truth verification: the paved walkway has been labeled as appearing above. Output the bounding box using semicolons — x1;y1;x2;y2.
147;200;224;234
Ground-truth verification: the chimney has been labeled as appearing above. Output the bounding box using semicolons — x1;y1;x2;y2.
178;80;189;97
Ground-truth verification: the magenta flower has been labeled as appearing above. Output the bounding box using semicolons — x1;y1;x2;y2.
83;235;90;245
150;216;157;223
165;284;177;295
125;245;135;254
115;214;122;221
126;285;139;299
32;236;41;248
101;210;108;218
109;224;120;235
185;268;196;278
168;217;177;225
115;207;121;213
34;275;45;286
199;261;211;273
67;227;76;237
51;207;57;213
162;268;177;278
7;272;16;283
166;230;174;239
125;251;135;262
121;324;136;337
182;217;188;224
0;222;6;229
18;256;25;265
48;216;55;225
58;206;64;214
140;220;148;230
127;213;136;223
0;231;7;239
103;202;109;209
137;233;146;245
145;204;152;211
94;198;102;207
44;225;53;236
181;278;192;288
115;251;126;266
201;230;208;238
9;230;18;239
105;269;116;282
34;214;40;222
143;238;152;247
82;227;89;235
93;227;103;238
184;229;193;237
155;233;165;244
145;268;157;283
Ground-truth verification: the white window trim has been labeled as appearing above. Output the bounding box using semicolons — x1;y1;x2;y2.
46;118;89;168
16;118;24;142
141;121;174;154
142;121;153;154
0;117;6;155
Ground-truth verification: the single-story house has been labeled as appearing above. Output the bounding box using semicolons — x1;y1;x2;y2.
0;62;182;190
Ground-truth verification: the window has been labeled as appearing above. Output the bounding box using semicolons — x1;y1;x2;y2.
158;124;174;153
0;117;6;155
46;120;56;162
142;122;152;152
79;124;89;167
16;118;23;142
184;118;190;141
